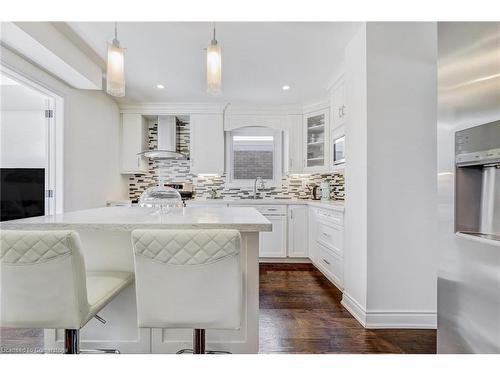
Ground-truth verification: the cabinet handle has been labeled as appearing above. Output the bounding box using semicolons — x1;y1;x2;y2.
268;208;278;211
322;258;331;265
290;209;293;220
322;232;330;238
338;107;342;118
137;156;140;167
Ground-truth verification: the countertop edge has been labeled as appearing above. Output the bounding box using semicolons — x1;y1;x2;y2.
0;223;273;232
187;199;345;212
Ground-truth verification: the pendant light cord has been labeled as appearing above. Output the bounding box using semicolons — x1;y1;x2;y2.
114;22;118;40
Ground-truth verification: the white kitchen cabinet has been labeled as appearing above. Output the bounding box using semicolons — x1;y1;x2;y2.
317;220;343;256
316;242;343;287
285;115;303;174
303;109;330;172
230;204;287;258
259;214;287;258
288;205;308;257
331;78;346;129
308;206;319;263
310;206;344;289
190;114;224;175
120;114;148;174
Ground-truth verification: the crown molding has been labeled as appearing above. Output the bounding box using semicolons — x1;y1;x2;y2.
324;63;345;92
224;103;303;116
119;102;228;115
302;99;330;114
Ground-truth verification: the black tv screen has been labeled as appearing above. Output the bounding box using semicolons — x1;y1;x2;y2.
0;168;45;221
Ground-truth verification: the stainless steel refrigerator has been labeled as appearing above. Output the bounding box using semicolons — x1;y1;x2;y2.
438;22;500;353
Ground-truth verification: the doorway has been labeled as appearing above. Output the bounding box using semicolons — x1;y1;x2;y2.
0;66;63;219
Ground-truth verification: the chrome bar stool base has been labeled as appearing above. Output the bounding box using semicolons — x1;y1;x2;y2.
64;329;120;354
176;329;231;355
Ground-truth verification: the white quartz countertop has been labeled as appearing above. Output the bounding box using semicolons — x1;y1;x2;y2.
0;206;272;232
187;198;345;212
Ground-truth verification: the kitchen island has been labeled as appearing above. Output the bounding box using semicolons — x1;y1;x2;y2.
0;206;272;354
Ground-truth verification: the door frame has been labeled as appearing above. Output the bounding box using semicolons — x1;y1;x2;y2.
1;64;64;214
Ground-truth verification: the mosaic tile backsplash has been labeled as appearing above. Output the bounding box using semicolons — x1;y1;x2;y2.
128;122;345;203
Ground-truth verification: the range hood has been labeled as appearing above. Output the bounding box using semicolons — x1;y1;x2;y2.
138;115;186;160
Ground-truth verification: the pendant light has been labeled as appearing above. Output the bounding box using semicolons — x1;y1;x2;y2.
206;23;222;94
106;22;125;97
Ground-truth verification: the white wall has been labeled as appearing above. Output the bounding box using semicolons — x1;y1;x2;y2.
343;24;368;316
1;46;128;211
342;22;438;328
365;23;438;322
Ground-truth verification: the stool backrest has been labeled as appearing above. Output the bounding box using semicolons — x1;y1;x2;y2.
0;230;90;329
132;229;242;329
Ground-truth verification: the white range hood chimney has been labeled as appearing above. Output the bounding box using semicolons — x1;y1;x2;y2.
138;115;186;159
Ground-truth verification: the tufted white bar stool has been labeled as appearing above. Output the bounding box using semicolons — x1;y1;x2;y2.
0;230;133;354
131;229;242;354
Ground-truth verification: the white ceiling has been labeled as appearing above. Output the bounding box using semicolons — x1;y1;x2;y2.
66;22;361;105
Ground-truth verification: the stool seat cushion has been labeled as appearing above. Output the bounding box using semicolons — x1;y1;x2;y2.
1;230;133;329
85;271;134;324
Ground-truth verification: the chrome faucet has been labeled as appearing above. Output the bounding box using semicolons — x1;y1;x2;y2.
253;177;265;199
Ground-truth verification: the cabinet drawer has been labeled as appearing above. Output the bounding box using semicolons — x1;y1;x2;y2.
317;221;343;256
255;205;286;215
317;242;343;287
316;208;343;226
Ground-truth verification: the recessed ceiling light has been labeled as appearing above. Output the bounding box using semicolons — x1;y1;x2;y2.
156;84;165;89
282;85;291;91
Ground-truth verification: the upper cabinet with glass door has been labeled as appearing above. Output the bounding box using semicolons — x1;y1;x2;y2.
303;108;329;172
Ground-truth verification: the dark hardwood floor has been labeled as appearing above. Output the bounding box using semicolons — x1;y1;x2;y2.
259;263;436;354
1;263;436;354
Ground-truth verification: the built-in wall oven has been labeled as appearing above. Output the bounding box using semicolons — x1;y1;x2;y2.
333;135;346;165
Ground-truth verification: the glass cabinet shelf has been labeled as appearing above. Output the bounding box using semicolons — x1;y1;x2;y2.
304;109;329;170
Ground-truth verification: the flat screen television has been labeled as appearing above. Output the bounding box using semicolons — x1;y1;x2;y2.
0;168;45;221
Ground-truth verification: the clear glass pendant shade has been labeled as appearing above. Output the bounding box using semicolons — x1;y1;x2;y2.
207;40;221;94
106;41;125;97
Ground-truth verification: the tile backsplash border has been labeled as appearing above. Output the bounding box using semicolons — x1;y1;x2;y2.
128;121;345;202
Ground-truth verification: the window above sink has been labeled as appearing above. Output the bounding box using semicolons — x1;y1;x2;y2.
225;126;283;188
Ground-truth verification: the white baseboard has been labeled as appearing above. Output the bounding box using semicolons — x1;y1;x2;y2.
259;257;311;263
341;292;437;329
365;311;437;329
341;292;367;325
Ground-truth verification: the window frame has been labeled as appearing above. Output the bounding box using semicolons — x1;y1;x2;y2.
225;126;283;188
